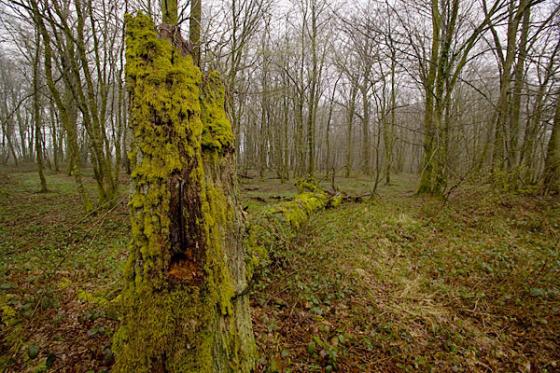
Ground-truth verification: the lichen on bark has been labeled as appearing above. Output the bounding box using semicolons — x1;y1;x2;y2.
113;13;255;372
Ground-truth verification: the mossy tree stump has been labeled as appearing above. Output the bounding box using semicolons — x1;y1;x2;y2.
112;13;256;372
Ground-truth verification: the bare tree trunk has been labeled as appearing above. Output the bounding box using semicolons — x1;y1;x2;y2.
49;101;60;172
33;30;48;193
384;49;397;185
417;0;441;194
16;108;27;162
491;0;519;184
325;77;339;179
508;0;530;176
294;92;305;177
305;0;321;177
31;1;91;210
542;93;560;194
0;94;19;165
189;0;202;66
361;85;371;176
345;84;358;178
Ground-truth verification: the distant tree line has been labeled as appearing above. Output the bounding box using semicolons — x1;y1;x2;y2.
0;0;558;210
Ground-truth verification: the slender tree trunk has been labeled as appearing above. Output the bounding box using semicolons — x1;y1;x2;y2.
384;52;397;185
49;102;60;172
325;78;339;179
1;95;19;165
345;84;358;178
542;94;560;194
491;0;519;185
520;38;560;182
508;0;530;176
33;31;48;193
417;0;441;194
294;93;305;177
31;2;92;210
306;1;320;177
361;85;371;176
16;109;27;162
189;0;202;67
1;120;18;166
282;94;290;181
57;110;65;166
258;95;268;178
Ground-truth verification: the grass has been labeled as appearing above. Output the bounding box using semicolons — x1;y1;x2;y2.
251;183;560;372
0;169;128;372
1;166;559;372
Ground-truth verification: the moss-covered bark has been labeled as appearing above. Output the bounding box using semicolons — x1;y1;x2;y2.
113;13;255;372
189;0;202;66
247;179;342;280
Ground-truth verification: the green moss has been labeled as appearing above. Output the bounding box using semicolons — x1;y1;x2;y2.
123;12;203;287
201;71;235;153
113;287;213;372
275;192;329;229
123;12;202;291
77;289;109;306
203;183;235;316
1;294;23;365
161;0;179;25
114;13;255;372
327;193;343;208
244;225;268;281
295;177;322;193
246;189;331;280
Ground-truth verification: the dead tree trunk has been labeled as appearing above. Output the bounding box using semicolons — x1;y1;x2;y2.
112;11;256;372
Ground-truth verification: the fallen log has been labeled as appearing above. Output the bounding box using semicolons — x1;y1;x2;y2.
244;179;343;282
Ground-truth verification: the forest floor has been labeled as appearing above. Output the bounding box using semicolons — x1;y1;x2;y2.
0;167;559;372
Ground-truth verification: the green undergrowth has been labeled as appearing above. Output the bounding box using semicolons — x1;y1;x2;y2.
251;184;560;372
2;170;558;372
0;169;128;372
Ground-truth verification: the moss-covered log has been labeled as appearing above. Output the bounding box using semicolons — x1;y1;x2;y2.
112;13;255;372
246;180;343;280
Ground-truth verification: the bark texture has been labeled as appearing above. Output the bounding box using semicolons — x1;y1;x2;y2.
542;95;560;194
112;14;255;372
